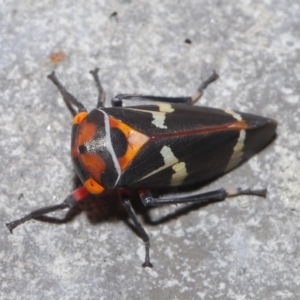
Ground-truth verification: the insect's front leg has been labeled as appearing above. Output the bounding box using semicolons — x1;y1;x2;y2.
6;186;89;233
111;71;219;107
190;70;219;104
139;188;266;207
48;72;87;113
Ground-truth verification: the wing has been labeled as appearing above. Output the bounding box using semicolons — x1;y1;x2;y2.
104;103;240;134
102;104;276;189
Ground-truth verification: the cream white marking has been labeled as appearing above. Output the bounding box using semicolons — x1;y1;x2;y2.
138;145;188;185
127;131;150;146
224;108;242;121
98;109;121;185
171;162;188;186
138;146;178;180
140;146;188;186
225;129;246;171
129;104;174;129
157;103;175;113
224;109;246;172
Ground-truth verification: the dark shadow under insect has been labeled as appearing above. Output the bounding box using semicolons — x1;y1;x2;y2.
6;68;277;268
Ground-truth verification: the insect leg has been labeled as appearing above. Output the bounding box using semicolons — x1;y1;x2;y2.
122;197;153;268
111;71;219;107
140;188;266;207
112;94;192;107
48;72;87;112
90;68;106;108
6;186;88;233
191;70;219;104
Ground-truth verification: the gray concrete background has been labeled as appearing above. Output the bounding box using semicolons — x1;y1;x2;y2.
1;1;299;299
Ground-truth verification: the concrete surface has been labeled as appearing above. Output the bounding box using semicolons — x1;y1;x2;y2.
1;0;300;299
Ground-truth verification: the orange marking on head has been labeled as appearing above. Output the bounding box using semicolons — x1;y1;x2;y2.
109;117;119;128
80;152;106;182
84;178;104;194
73;118;106;188
72;118;98;160
73;112;88;125
77;119;97;145
109;116;149;170
71;144;78;158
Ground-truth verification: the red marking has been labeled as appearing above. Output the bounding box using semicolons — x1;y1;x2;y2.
149;120;248;140
71;186;89;202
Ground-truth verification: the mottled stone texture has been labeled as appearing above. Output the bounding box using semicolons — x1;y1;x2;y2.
1;1;299;299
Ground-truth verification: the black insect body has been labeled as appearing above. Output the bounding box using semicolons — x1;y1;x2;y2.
7;69;277;267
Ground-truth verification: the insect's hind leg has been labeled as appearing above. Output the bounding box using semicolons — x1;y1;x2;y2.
139;188;266;207
90;68;106;108
191;70;219;104
111;71;219;107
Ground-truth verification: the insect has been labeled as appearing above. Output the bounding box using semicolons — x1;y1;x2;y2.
6;69;277;267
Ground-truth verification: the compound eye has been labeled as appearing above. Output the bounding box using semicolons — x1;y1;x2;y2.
78;144;87;154
84;178;104;194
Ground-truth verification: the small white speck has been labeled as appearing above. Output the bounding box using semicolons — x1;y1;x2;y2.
285;95;299;104
238;198;250;209
162;225;171;235
281;87;293;95
21;79;28;89
164;278;180;288
164;246;174;259
219;282;226;290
